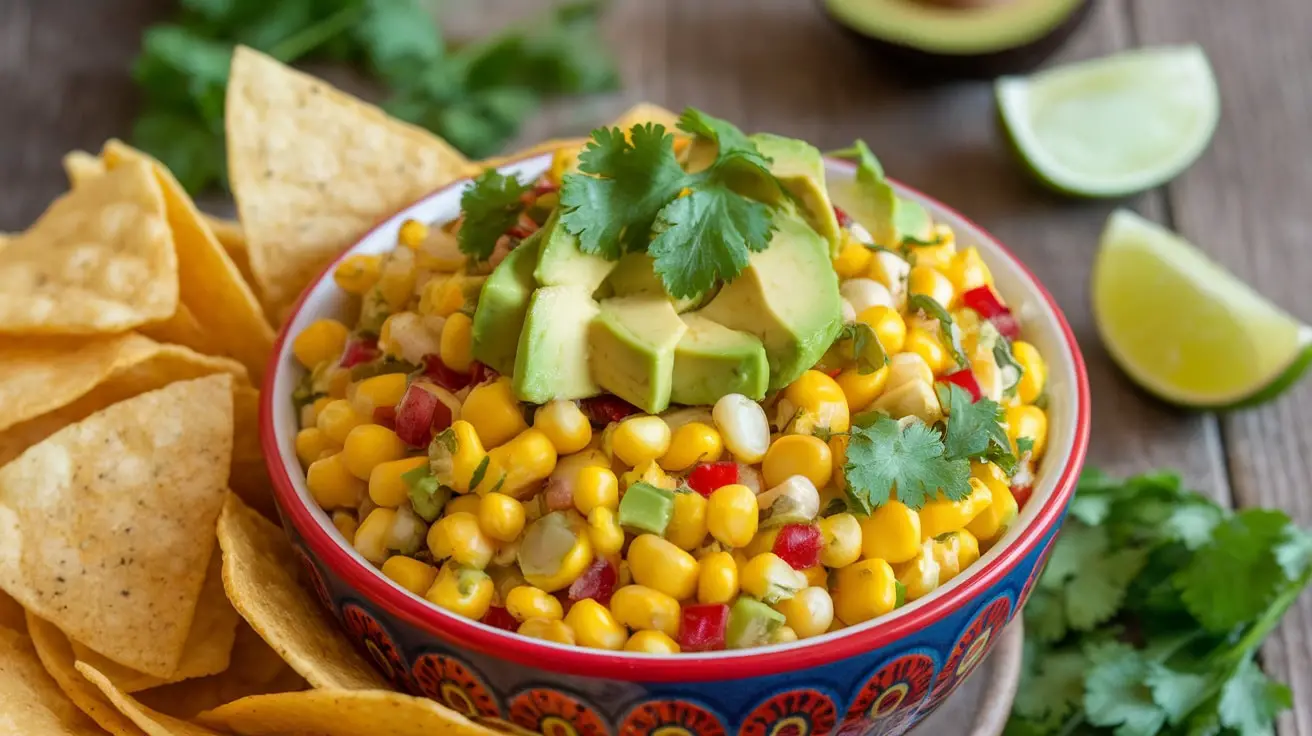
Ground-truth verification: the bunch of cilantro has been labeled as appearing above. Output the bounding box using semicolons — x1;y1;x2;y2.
132;0;618;193
1007;470;1312;736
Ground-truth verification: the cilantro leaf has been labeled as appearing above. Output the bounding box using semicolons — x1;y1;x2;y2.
990;330;1025;399
1175;508;1293;633
1023;588;1069;644
1012;646;1087;727
834;322;888;375
677;108;767;167
1083;641;1169;736
843;414;970;512
401;464;448;522
910;294;968;367
1218;657;1292;736
355;0;445;78
649;185;774;298
458;169;532;260
1145;664;1212;726
1065;547;1148;631
1274;525;1312;579
936;383;1010;464
559;123;688;259
1016;436;1035;456
829;140;897;246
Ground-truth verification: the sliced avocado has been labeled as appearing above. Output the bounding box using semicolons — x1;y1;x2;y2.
697;211;843;391
750;133;842;257
471;234;541;375
670;313;769;405
534;209;617;293
617;481;675;536
726;597;785;649
823;0;1093;80
588;295;688;414
894;197;934;243
605;252;703;312
513;285;602;403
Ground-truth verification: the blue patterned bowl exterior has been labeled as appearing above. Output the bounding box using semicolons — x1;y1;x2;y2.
260;152;1090;736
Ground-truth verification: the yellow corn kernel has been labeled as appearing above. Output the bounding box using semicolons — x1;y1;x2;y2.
617;560;633;588
932;530;981;584
628;534;700;600
534;401;593;455
835;366;889;414
620;460;676;493
587;507;625;556
446;493;482;517
416;227;465;272
1012;341;1046;405
377;248;418;312
802;565;828;587
486;428;558;499
326;367;351;399
625;630;681;654
342;424;407;480
331;510;358;540
659;422;724;472
774;586;835;639
741;553;808;603
431;420;495;495
573;466;619;515
884;352;935;394
969;346;1003;403
782;371;850;434
743;528;781;559
368;455;429;508
295;427;334;467
908;265;956;309
762;434;833;490
966;483;1018;544
307;453;366;510
896;542;941;601
520;514;594;592
833;237;875;278
697;551;740;604
462;378;528;449
708;484;759;549
334;254;382;295
478;493;526;543
382;556;439;596
548;145;582;185
353;507;397;565
946;246;993;293
292;319;349;369
398;219;429;249
418;275;464;318
904;328;949;376
316;399;365;446
439;312;475;374
610;585;681;637
666;492;710;551
919;478;993;539
773;626;799;644
1006;404;1049;460
860;501;921;564
611;415;672;468
907;233;956;274
425;563;493;620
818;513;863;568
856;305;907;355
872;379;943;424
518;617;575;645
505;585;564;621
427;511;495;569
564;598;628;651
832;558;898;625
301;396;332;429
349;373;409;417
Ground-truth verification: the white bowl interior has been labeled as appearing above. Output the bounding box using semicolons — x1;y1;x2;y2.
270;154;1081;658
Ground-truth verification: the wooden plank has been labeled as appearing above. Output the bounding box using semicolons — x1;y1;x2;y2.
1133;2;1312;732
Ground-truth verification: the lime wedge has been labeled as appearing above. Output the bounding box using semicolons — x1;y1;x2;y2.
1093;210;1312;408
997;46;1220;197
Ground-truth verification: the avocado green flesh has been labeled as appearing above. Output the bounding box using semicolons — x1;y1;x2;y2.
824;0;1086;55
513;285;601;403
617;482;675;536
471;234;541;376
588;295;688;414
750;133;843;257
671;313;769;405
605;252;703;312
895;198;934;242
697;211;843;391
726;597;785;649
533;209;617;293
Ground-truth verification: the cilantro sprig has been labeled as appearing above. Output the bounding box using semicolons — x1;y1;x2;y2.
1010;469;1312;736
458;169;533;260
559;108;784;297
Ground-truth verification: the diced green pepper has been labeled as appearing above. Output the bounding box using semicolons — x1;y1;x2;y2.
726;596;786;649
618;481;675;536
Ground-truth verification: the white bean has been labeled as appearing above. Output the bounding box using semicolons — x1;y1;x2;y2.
712;393;770;464
840;278;894;315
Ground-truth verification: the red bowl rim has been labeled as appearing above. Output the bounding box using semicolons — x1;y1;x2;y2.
260;151;1091;683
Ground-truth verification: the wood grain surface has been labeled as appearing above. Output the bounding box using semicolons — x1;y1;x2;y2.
2;0;1310;731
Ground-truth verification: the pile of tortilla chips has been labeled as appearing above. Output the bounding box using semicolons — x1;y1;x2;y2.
0;41;678;736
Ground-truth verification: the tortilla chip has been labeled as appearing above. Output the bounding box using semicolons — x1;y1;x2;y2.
0;626;105;735
76;663;224;736
202;215;256;287
0;375;234;677
610;102;682;131
478;137;590;169
102;141;274;381
216;493;386;690
62;150;107;188
0;159;177;335
26;613;147;735
71;554;240;693
0;334;246;467
197;689;497;736
229;386;275;520
139;304;217;356
226;45;475;319
0;589;23;634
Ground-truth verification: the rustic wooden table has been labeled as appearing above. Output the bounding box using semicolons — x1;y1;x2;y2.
3;0;1310;731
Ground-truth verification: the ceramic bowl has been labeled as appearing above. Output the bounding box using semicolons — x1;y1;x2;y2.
260;152;1091;736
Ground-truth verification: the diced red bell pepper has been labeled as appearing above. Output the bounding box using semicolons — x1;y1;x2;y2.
579;395;639;426
962;286;1021;340
534;181;560;196
481;606;518;632
1012;484;1033;509
394;383;453;447
567;560;617;605
338;337;379;368
680;603;729;652
773;524;824;570
687;462;739;498
826;367;843;379
372;405;397;429
469;361;496;386
940;369;982;402
422;355;472;392
833;205;852;228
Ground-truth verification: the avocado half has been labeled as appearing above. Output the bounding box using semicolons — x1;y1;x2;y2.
822;0;1095;80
